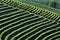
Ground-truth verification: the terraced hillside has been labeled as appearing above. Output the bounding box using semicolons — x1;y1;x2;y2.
0;0;60;40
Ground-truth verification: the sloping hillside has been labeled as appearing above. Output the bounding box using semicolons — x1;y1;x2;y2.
0;0;60;40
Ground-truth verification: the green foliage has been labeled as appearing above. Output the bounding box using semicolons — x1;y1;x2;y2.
0;0;60;40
